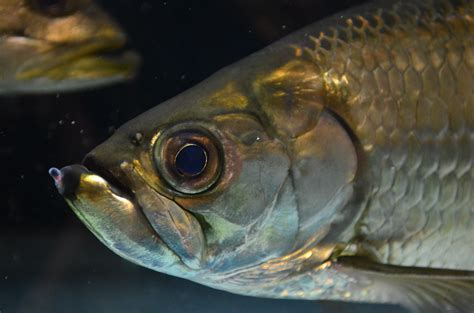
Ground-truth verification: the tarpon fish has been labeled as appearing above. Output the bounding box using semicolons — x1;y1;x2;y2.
50;0;474;312
0;0;139;94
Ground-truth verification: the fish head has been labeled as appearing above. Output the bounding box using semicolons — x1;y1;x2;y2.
51;52;359;290
0;0;139;94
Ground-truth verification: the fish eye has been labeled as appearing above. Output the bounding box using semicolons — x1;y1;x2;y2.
153;125;222;194
27;0;76;17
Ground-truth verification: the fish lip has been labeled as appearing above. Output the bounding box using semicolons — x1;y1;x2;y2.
53;164;191;273
75;162;157;239
80;164;198;268
81;159;136;205
77;161;202;270
14;36;140;80
78;160;161;239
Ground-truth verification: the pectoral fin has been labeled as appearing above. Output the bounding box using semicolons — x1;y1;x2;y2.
335;256;474;313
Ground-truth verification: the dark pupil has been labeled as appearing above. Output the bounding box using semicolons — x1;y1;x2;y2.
174;144;207;177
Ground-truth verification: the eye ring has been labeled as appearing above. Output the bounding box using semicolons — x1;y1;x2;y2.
153;124;222;195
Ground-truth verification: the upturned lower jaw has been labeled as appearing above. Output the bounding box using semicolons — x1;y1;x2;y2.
48;165;187;273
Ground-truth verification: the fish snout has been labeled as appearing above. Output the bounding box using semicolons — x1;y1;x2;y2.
48;165;88;197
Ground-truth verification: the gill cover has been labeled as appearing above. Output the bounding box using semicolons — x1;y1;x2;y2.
253;59;359;249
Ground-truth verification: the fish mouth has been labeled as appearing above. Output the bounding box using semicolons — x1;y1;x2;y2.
49;161;204;273
81;158;137;204
14;36;140;84
48;164;187;272
48;163;149;234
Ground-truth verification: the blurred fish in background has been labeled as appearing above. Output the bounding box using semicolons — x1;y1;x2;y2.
0;0;139;94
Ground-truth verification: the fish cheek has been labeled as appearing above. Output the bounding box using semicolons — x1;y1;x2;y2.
200;114;292;225
173;115;296;268
176;116;292;226
206;141;291;225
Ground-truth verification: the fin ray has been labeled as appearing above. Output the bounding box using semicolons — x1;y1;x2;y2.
336;256;474;313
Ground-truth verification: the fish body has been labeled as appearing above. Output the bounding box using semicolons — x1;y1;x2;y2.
51;0;474;312
0;0;139;94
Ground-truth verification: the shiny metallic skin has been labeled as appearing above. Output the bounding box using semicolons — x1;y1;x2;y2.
51;0;474;312
307;0;474;271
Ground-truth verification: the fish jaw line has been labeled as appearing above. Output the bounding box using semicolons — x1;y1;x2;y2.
56;165;192;276
118;161;207;271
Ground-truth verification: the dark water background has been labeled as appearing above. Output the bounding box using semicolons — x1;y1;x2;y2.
0;1;409;312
